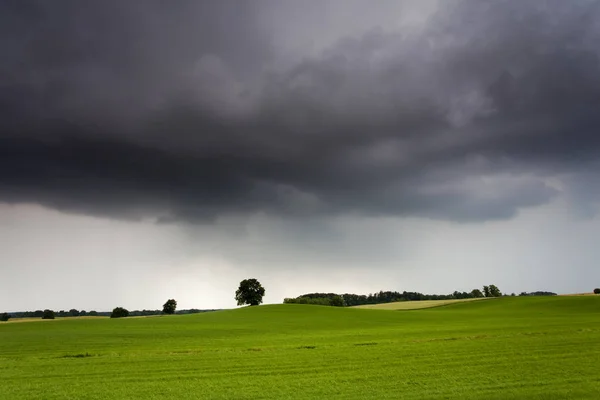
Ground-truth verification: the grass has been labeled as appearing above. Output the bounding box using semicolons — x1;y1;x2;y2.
1;296;599;399
351;297;488;310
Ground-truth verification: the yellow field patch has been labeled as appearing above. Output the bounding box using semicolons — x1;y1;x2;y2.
559;293;598;296
351;297;488;310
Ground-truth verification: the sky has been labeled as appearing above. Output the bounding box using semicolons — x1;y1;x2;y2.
2;0;600;312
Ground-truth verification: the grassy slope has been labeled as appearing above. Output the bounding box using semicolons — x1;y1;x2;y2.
1;296;599;399
352;297;487;310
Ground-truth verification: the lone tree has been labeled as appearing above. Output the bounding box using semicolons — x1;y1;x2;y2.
594;288;600;294
162;299;177;314
0;312;10;322
42;309;55;319
110;307;129;318
235;278;265;306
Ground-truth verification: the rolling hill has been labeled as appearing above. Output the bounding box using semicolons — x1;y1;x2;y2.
1;296;599;399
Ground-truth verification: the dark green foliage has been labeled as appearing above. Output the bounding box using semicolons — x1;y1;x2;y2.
69;309;80;317
162;299;177;314
110;307;129;318
42;309;55;319
0;312;10;321
452;291;474;299
519;291;557;296
289;289;490;307
482;285;502;297
284;296;344;306
235;278;265;306
594;288;600;294
488;285;502;297
330;295;345;307
483;285;491;297
129;309;161;316
88;311;98;316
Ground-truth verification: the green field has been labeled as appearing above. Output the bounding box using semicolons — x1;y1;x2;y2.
352;297;487;310
1;296;599;399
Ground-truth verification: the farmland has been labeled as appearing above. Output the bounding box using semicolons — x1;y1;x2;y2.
1;296;599;399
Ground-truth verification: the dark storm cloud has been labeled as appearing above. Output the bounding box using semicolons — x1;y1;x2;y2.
1;0;600;222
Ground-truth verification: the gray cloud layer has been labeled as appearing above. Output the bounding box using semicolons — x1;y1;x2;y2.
2;0;600;223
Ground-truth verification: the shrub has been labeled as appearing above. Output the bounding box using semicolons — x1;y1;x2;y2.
110;307;129;318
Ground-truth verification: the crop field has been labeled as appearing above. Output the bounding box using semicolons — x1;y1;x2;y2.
1;296;599;399
352;297;487;310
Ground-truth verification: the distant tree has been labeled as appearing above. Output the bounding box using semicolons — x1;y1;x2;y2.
488;285;502;297
471;289;484;298
483;285;490;298
594;288;600;294
88;310;98;316
110;307;129;318
0;312;10;322
42;309;55;319
235;278;265;306
69;309;80;317
80;310;87;317
162;299;177;315
511;293;516;297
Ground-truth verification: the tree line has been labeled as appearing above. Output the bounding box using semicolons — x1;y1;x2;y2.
285;285;506;307
1;279;263;321
518;291;557;296
284;285;565;307
1;305;220;321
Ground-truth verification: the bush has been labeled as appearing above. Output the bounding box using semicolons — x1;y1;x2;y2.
594;288;600;294
0;312;10;322
42;309;55;319
110;307;129;318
